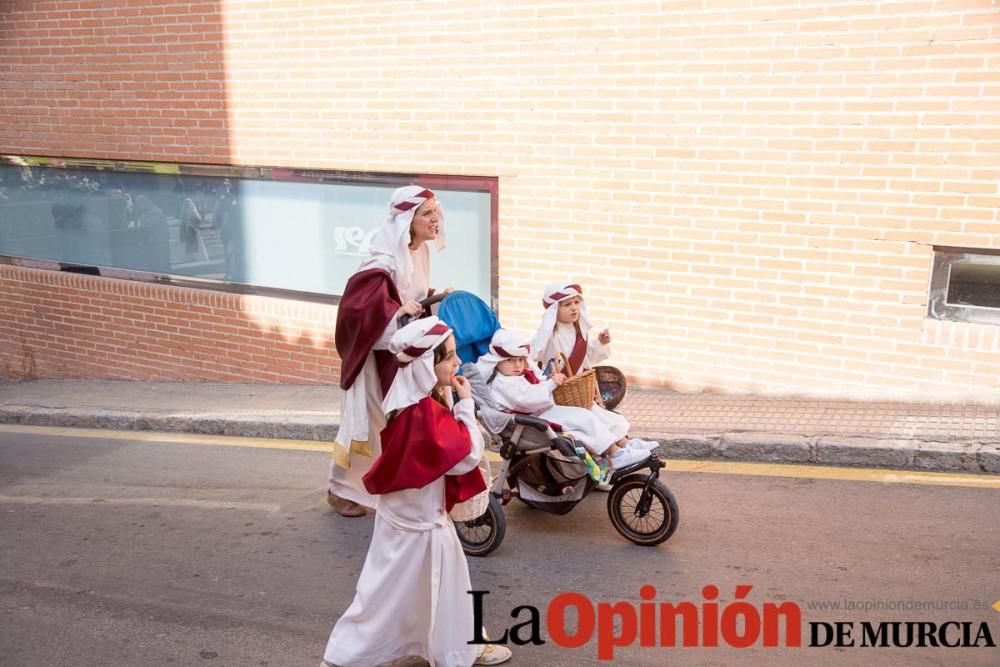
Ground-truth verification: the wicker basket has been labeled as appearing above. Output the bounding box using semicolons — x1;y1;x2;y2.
553;352;599;408
553;369;597;408
449;455;491;522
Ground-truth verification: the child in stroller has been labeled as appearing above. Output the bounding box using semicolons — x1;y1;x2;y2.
435;291;680;557
476;329;657;470
530;281;629;410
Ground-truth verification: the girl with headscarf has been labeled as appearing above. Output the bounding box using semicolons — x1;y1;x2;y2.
477;329;657;470
327;186;448;517
528;283;657;459
321;317;511;667
529;281;610;376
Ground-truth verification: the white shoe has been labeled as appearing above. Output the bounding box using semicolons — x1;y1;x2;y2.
595;481;613;491
609;447;650;469
628;438;660;452
474;643;513;665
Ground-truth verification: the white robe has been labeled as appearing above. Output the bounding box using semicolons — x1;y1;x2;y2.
538;321;610;374
329;247;433;507
404;243;432;304
323;398;485;667
489;372;629;456
328;315;399;508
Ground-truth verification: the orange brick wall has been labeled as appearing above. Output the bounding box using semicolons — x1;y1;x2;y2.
1;0;999;399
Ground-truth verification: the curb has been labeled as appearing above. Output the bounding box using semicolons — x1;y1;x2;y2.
653;431;1000;475
2;406;998;475
0;406;341;441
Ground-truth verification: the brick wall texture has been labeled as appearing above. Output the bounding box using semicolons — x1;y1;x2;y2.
1;0;998;399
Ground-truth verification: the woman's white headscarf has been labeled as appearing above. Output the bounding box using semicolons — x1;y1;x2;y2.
359;185;446;296
381;316;453;416
475;329;534;383
528;281;592;363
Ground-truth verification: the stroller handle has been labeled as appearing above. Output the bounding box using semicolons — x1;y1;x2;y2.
399;291;449;327
511;415;580;460
511;414;554;432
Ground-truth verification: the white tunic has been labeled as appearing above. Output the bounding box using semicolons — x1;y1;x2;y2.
538;321;610;373
329;246;432;506
323;399;485;667
403;243;432;304
489;372;629;455
328;315;399;508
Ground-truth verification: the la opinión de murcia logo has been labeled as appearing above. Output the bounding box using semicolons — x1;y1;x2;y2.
469;586;997;661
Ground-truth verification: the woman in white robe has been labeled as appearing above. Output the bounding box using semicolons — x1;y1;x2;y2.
327;186;447;516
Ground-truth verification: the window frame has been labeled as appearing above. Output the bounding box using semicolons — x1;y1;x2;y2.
0;154;500;308
927;246;1000;327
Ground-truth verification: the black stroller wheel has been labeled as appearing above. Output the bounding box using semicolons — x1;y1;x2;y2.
454;493;506;557
607;476;679;546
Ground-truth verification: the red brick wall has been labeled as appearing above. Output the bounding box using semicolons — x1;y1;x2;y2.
0;264;340;383
0;0;230;163
2;0;999;398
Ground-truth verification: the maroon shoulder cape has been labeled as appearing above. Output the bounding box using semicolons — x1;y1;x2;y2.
568;325;588;375
363;397;487;512
335;268;402;393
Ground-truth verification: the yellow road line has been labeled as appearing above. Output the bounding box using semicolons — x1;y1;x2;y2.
0;423;332;452
0;494;281;512
664;459;1000;490
2;424;998;490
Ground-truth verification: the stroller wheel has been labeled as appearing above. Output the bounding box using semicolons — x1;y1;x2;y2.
607;475;679;546
454;493;506;557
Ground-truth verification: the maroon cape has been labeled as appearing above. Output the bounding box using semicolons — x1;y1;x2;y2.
335;268;402;394
568;325;588;375
363;397;487;512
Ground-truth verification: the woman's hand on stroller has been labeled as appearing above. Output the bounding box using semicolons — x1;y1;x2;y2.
452;375;472;401
397;300;423;320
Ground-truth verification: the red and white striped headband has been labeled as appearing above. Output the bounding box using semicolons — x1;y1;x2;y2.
491;342;531;359
391;188;435;213
395;321;452;366
542;283;582;308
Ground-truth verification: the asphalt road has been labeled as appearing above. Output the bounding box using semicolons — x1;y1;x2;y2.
1;426;998;666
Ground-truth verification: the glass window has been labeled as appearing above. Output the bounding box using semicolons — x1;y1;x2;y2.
0;156;496;305
946;261;1000;310
927;246;1000;326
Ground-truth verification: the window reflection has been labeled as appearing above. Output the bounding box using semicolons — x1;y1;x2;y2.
0;162;236;280
0;159;493;301
947;261;1000;310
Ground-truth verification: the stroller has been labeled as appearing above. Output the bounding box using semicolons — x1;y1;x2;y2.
433;291;680;557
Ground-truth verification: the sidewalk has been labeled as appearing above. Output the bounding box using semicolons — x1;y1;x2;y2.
1;379;998;475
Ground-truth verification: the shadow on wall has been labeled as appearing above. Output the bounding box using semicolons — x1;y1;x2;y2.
0;3;292;384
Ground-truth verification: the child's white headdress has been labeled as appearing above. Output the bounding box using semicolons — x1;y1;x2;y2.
360;185;446;294
381;316;453;416
528;281;593;363
475;329;533;383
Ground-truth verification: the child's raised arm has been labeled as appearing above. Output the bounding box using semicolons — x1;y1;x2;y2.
447;377;484;476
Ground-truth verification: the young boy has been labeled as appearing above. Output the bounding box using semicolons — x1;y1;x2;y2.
530;281;609;376
476;329;657;470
